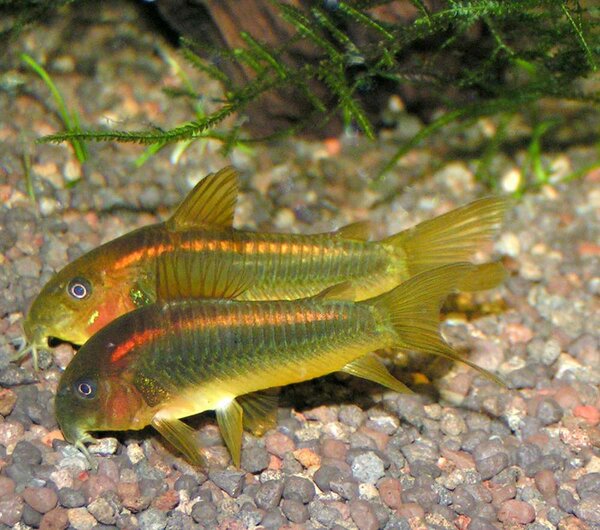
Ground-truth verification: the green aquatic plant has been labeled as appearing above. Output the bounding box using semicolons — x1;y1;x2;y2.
36;0;598;190
21;53;88;164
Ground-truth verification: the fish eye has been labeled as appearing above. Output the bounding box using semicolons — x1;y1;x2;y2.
67;278;92;300
74;379;96;399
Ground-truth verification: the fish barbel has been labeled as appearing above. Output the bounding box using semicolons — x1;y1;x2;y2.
55;259;505;466
24;167;508;367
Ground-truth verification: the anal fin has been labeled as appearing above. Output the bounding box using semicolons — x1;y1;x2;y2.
238;389;279;436
216;399;244;467
341;355;412;394
152;417;205;467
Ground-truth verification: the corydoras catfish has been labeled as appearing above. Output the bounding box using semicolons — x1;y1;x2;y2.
24;167;507;367
55;259;505;466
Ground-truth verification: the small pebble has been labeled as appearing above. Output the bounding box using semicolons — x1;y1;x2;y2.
351;451;385;484
0;494;24;526
208;470;245;498
58;487;86;509
576;472;600;499
349;499;379;530
87;497;116;525
313;465;343;492
265;432;295;458
137;507;168;530
497;499;536;524
476;453;509;480
241;446;270;473
281;498;309;523
67;507;96;530
40;507;68;530
0;388;17;416
536;397;564;425
12;440;43;465
190;500;217;524
254;480;284;510
260;507;287;529
283;475;315;503
23;486;58;513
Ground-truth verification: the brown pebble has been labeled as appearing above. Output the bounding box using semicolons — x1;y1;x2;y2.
0;388;17;416
396;502;425;520
23;486;58;514
554;386;582;410
358;426;389;451
118;482;149;513
558;515;593;529
498;499;535;524
505;322;534;344
573;405;600;426
293;447;321;468
39;507;69;530
535;469;557;499
0;476;15;497
349;499;379;530
377;477;402;509
67;507;97;529
83;474;116;501
303;405;338;423
0;494;23;526
440;448;476;470
321;439;347;460
490;483;517;506
152;489;179;511
0;421;25;447
265;432;295;458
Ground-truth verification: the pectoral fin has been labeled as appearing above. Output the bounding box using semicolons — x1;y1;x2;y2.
166;166;239;230
342;355;412;394
216;399;244;467
155;253;253;301
152;417;205;467
238;389;279;436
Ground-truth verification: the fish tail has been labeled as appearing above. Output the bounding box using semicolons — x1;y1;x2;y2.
383;197;509;288
367;263;504;385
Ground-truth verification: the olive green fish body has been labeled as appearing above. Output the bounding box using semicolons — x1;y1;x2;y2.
55;262;505;466
121;299;383;410
25;166;508;363
145;228;393;301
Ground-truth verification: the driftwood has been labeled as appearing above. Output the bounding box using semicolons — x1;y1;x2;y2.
156;0;449;138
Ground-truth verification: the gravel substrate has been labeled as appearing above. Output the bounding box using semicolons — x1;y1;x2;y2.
1;2;599;529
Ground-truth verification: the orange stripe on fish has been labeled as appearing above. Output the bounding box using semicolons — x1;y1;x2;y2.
109;306;342;365
113;237;339;272
110;328;164;363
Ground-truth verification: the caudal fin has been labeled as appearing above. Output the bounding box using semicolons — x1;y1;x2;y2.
367;263;504;385
383;197;509;283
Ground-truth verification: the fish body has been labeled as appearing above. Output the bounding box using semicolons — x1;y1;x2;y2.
24;167;508;361
55;261;504;466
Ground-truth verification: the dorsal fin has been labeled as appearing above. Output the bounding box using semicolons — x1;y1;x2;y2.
333;221;371;241
166;166;240;230
155;254;253;301
311;281;356;301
